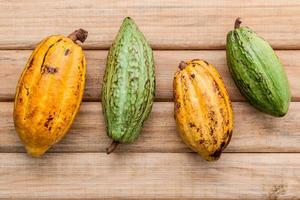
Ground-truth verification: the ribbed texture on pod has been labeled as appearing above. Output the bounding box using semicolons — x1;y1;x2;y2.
173;59;233;161
101;17;155;146
226;20;291;117
13;30;87;157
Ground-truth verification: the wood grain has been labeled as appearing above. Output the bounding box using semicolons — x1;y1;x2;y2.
1;50;299;101
2;102;300;153
1;1;300;50
0;152;299;199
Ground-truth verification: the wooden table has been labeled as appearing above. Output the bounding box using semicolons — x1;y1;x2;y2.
0;1;299;199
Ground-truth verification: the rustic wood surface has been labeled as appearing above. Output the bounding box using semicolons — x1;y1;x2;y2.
0;0;300;199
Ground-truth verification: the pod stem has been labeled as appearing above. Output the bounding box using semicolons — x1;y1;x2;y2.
68;29;88;43
234;17;242;29
178;61;188;70
106;141;119;154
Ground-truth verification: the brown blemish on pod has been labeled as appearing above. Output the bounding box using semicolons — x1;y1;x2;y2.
189;123;196;128
42;65;58;74
44;115;54;128
64;49;70;56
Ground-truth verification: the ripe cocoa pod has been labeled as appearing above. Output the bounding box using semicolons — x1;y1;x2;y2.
226;18;291;117
173;60;233;161
101;17;155;154
14;29;88;157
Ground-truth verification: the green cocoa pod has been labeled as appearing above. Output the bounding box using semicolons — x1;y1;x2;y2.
101;17;155;153
226;18;291;117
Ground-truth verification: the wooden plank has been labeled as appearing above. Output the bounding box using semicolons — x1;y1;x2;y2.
1;50;299;101
1;1;300;50
2;102;300;153
0;152;299;199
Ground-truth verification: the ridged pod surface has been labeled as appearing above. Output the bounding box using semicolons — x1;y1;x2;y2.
13;29;88;157
226;18;290;117
173;60;233;161
101;17;155;153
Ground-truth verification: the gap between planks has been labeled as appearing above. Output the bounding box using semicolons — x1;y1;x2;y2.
3;47;300;51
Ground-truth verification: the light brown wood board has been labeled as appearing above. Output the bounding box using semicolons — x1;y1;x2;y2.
1;102;300;153
0;50;299;102
0;1;300;50
0;153;299;199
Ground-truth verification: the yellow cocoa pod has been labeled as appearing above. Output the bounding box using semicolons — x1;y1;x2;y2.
13;29;88;157
173;59;233;161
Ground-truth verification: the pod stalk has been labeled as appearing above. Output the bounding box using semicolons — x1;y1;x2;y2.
68;29;88;43
234;17;242;29
179;61;188;70
106;141;119;154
